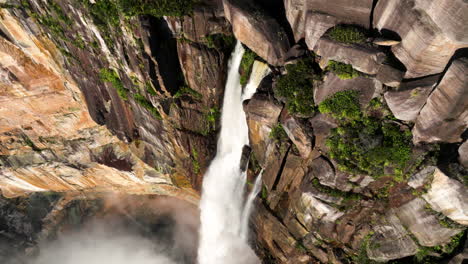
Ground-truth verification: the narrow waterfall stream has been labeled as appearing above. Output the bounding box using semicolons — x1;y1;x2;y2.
197;42;271;264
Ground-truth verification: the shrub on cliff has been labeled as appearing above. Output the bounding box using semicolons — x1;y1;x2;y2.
239;48;257;86
319;91;412;178
327;60;360;80
117;0;195;17
274;58;317;116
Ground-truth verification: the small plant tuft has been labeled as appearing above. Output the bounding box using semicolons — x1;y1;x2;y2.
327;25;367;44
99;68;129;100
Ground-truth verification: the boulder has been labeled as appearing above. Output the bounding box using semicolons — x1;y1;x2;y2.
244;93;283;164
374;0;468;78
459;141;468;169
315;38;386;75
422;168;468;225
223;0;290;65
413;58;468;143
376;64;405;87
284;0;373;42
314;72;381;106
296;192;344;230
367;213;419;262
384;74;440;121
304;12;340;50
310;157;353;192
280;113;313;158
394;198;462;247
407;166;436;189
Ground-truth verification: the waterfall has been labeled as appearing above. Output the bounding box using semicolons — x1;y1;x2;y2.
197;41;270;264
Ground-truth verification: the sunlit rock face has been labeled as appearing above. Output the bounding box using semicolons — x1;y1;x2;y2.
374;0;468;78
0;9;197;203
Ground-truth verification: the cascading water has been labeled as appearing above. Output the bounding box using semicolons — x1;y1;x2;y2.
198;41;271;264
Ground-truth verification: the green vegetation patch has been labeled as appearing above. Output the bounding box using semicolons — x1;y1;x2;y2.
269;123;289;143
318;90;361;120
202;107;220;135
117;0;196;17
239;47;257;86
174;85;202;100
99;68;129;100
204;34;235;53
327;25;367;44
327;60;360;80
274;58;317;116
133;93;162;120
319;91;412;178
191;148;200;174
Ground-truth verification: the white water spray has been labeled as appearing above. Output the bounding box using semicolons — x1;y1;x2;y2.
197;42;270;264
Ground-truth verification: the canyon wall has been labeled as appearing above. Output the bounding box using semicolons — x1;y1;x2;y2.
0;0;467;263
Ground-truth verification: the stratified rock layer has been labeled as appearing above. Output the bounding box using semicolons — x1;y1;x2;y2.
374;0;468;78
384;74;440;121
223;0;290;65
413;58;468;143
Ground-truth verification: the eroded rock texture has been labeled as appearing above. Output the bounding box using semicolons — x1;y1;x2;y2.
374;0;468;78
413;58;468;143
223;0;290;65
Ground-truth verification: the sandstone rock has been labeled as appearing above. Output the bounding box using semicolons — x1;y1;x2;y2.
459;141;468;169
374;0;468;78
422;168;468;225
394;198;462;247
367;213;419;262
413;58;468;143
280;113;313;158
253;201;310;263
384;74;440;121
284;0;373;42
0;9;198;203
309;157;353;192
373;38;401;46
304;12;339;50
407;166;436;189
267;154;306;209
376;64;405;87
315;38;386;75
223;0;290;65
176;40;227;105
165;1;230;42
244;93;283;164
314;72;381;106
296;192;344;230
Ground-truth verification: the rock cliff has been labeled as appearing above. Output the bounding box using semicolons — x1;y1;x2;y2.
0;0;467;263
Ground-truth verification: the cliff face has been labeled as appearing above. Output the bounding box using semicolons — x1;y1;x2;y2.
0;6;198;202
0;0;467;263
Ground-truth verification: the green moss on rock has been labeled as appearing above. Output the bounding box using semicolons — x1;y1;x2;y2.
274;58;318;116
327;60;360;80
327;25;367;44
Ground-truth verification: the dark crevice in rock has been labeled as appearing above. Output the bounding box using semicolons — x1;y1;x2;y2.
92;146;133;172
0;28;13;43
254;0;295;45
272;146;291;191
146;16;184;95
369;0;379;30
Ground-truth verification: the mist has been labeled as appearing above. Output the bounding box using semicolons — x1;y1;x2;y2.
30;222;178;264
2;194;201;264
